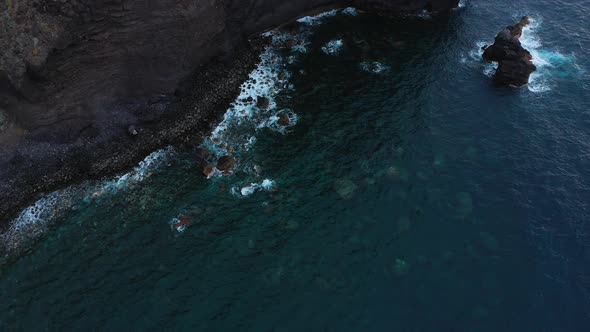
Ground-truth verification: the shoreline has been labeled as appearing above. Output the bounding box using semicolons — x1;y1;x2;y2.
0;39;267;227
0;0;459;227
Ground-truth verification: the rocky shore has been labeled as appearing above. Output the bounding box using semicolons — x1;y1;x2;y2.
0;0;458;225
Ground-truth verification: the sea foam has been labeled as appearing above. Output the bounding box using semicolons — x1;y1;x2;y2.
322;39;344;55
1;147;174;258
202;9;348;195
520;17;582;93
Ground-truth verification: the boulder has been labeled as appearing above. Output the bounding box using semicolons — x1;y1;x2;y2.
482;16;537;86
285;39;298;49
202;163;215;178
127;125;139;136
277;113;290;126
216;155;237;174
257;96;270;110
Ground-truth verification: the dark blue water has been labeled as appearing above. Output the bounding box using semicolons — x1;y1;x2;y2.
1;1;590;330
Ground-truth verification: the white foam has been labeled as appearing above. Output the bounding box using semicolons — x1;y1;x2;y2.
517;17;581;92
234;179;277;197
86;147;174;200
457;0;467;8
1;147;174;257
360;61;390;74
202;11;344;180
342;7;359;16
169;217;188;233
321;39;344;55
416;10;432;20
297;9;338;25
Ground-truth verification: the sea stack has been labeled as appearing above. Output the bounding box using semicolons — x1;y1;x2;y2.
482;16;537;87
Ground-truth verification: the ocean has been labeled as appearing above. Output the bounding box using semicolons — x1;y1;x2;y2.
1;0;590;330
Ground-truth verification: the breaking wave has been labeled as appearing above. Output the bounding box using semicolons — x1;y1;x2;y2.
1;147;174;259
200;9;355;195
520;17;583;93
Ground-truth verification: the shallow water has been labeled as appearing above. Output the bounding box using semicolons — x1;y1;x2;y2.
2;1;590;330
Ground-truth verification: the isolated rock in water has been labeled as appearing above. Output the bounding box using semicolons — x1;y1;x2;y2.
277;113;290;126
482;16;537;86
334;178;357;199
240;184;255;196
257;96;270;110
202;164;215;178
127;125;139;136
285;39;298;49
216;155;237;174
170;214;190;232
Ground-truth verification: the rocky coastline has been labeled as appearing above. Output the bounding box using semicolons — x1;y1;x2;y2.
0;0;458;226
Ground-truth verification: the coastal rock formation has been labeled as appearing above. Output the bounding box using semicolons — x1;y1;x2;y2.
482;17;537;86
216;155;236;174
0;0;459;224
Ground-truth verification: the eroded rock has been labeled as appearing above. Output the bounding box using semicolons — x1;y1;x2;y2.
257;96;270;110
482;16;537;86
216;155;237;174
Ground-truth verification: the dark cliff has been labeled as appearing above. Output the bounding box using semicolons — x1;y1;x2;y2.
0;0;458;223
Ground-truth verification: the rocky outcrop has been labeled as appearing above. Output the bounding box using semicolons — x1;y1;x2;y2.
482;16;537;87
0;0;459;224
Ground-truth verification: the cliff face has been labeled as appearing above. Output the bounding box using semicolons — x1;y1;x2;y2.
1;1;457;137
0;0;458;223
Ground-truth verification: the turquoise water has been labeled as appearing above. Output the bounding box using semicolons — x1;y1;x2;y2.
2;1;590;330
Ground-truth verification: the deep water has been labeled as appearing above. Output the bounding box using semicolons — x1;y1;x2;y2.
2;1;590;330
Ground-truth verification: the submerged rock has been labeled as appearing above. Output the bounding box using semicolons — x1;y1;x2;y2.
393;258;410;276
216;155;237;174
170;214;190;232
482;16;537;86
127;125;139;137
334;178;357;199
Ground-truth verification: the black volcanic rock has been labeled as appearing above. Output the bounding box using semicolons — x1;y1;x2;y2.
0;0;460;224
482;16;537;87
256;96;270;110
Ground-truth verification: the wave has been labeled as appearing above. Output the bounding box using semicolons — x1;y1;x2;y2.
231;179;276;197
520;17;583;93
200;9;351;195
1;147;174;259
322;39;344;55
360;61;390;74
297;9;338;25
